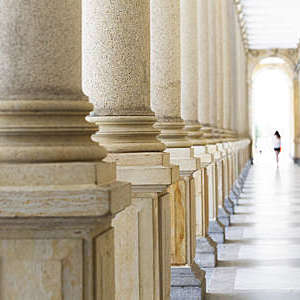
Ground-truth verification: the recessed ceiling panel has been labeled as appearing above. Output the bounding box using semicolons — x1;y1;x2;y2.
241;0;300;49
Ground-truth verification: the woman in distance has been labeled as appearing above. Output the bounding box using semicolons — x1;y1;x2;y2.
273;131;281;165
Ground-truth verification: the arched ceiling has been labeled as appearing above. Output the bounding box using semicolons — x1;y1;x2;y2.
240;0;300;49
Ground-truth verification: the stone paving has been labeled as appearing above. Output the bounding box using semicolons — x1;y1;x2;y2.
207;155;300;300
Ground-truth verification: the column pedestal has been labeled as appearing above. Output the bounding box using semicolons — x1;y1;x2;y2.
216;143;231;226
0;161;131;299
105;152;179;300
165;147;206;299
206;144;225;244
193;146;218;267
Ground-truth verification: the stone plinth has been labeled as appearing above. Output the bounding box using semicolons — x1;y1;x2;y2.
166;146;206;297
205;145;225;244
0;162;131;299
193;146;218;268
105;152;180;300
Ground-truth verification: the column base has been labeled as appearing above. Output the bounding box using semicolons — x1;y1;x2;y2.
208;220;225;244
195;236;217;268
171;265;206;300
218;206;231;226
88;115;166;153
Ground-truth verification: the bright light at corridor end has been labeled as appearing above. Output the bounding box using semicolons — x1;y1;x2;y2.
241;0;300;49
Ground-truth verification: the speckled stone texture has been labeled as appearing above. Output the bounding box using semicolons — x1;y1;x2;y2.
83;0;165;153
150;0;191;148
221;0;233;131
0;0;106;162
150;0;181;121
197;0;210;126
0;0;82;100
83;0;152;116
207;0;217;128
215;0;224;130
181;0;202;144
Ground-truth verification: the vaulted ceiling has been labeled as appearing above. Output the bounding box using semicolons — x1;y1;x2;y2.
240;0;300;49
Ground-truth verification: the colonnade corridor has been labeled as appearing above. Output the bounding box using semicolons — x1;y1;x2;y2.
206;155;300;300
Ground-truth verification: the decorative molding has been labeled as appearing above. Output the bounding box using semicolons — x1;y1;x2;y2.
233;0;249;51
248;48;298;79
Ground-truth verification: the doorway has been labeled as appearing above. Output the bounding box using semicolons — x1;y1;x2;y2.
251;57;294;162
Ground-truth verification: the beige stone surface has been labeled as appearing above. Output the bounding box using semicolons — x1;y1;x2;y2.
133;197;156;300
222;0;233;131
150;0;191;148
197;0;210;126
188;176;197;263
0;162;131;218
106;152;179;299
0;0;107;163
95;229;115;300
180;0;202;144
83;0;151;117
106;152;180;188
170;180;187;266
208;0;218;128
216;0;224;130
113;206;139;300
83;0;164;153
194;168;209;238
158;192;171;300
0;239;82;300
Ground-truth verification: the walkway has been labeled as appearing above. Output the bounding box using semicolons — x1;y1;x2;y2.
207;155;300;300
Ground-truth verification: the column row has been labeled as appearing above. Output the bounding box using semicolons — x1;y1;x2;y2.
0;0;252;299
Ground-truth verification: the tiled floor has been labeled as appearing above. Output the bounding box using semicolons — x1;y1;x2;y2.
206;154;300;300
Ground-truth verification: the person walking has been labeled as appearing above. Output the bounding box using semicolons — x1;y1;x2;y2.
273;131;281;164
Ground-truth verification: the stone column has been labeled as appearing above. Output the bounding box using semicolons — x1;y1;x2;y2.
230;2;239;136
169;1;206;298
0;0;107;162
293;75;300;160
83;1;165;153
150;0;191;149
83;1;179;299
216;0;224;136
222;0;233;136
207;0;218;135
202;0;226;244
198;0;212;140
235;24;249;138
0;1;131;299
181;0;202;145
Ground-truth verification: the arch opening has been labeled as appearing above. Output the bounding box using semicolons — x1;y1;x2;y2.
251;57;294;162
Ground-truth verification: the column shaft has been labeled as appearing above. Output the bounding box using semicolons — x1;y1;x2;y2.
150;0;191;148
221;0;233;133
0;0;105;162
230;2;238;133
216;0;224;132
83;0;165;153
181;0;202;144
197;0;211;138
207;0;217;130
